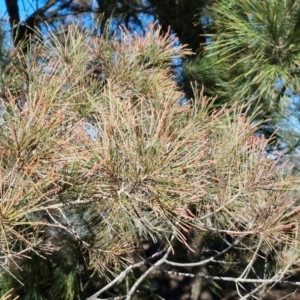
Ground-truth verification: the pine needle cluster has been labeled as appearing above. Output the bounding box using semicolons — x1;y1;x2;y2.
0;23;299;299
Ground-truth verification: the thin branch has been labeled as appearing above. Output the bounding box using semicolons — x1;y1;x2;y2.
149;268;300;286
239;237;263;279
46;208;91;248
125;236;175;300
45;194;112;209
165;237;242;267
241;260;295;299
0;262;24;286
0;246;32;260
94;297;125;300
86;247;168;300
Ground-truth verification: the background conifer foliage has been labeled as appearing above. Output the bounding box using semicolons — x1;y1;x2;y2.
0;22;299;300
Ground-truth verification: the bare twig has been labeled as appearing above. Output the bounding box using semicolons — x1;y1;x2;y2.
124;236;175;300
86;247;168;300
148;268;300;287
46;208;91;248
165;236;242;267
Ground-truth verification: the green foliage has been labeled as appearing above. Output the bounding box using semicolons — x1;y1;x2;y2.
0;22;299;299
186;0;300;113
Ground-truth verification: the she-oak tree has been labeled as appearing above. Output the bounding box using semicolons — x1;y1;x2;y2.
0;23;299;300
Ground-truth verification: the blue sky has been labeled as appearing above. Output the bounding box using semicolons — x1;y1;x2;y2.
0;1;6;15
0;2;10;48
